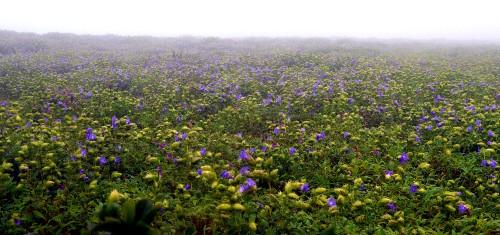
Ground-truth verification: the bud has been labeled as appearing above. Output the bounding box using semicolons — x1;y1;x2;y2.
381;214;392;220
355;215;365;223
352;200;363;209
232;203;246;211
89;180;98;189
108;189;121;202
418;162;430;169
337;195;345;204
111;171;122;178
44;180;55;188
445;204;456;212
143;172;157;181
379;197;392;204
312;187;327;194
216;203;232;210
248;222;257;231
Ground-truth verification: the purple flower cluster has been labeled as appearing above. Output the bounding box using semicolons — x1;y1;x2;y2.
238;178;256;193
85;127;96;141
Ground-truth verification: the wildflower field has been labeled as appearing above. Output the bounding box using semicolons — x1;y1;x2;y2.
0;31;499;234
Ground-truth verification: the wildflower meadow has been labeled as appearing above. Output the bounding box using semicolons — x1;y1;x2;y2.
0;31;499;234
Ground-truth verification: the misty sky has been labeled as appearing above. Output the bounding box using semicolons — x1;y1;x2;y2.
2;0;500;40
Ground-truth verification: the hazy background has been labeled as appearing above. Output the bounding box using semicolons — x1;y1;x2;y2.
1;0;500;40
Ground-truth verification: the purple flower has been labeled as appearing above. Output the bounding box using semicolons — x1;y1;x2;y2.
475;119;481;127
273;127;280;135
327;197;337;207
199;85;208;92
81;148;87;157
465;105;476;112
425;125;433;131
181;133;188;140
343;131;350;139
246;178;256;188
200;148;207;156
239;166;251;176
156;166;163;176
458;203;469;215
125;116;131;125
415;136;421;143
184;184;191;190
289;147;297;156
0;101;7;107
387;202;397;212
220;170;233;179
316;132;326;141
85;128;96;141
235;132;243;138
481;159;489;167
261;145;268;152
196;169;202;175
466;125;473;133
111;115;118;129
300;183;309;193
99;156;107;166
490;159;497;168
83;176;90;182
79;169;85;175
434;95;444;103
114;156;122;164
328;85;334;94
14;219;21;226
399;152;409;165
238;178;256;193
487;130;495;137
275;95;282;104
384;170;394;177
239;149;250;161
409;183;418;193
85;91;92;98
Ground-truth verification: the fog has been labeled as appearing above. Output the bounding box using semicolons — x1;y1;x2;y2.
1;0;500;40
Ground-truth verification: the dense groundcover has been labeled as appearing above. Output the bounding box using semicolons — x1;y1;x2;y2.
0;31;499;234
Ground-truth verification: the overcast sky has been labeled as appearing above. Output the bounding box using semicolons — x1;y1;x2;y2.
1;0;499;40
